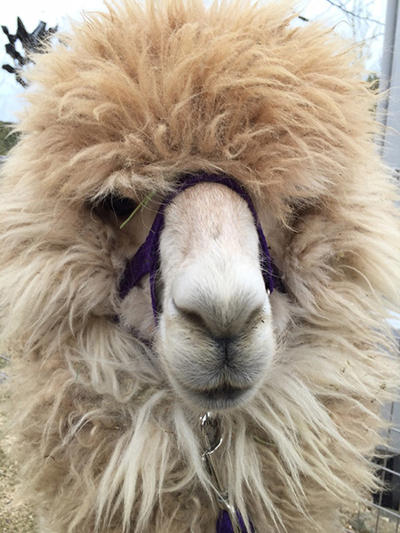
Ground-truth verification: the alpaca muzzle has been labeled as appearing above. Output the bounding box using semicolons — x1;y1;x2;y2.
118;172;285;323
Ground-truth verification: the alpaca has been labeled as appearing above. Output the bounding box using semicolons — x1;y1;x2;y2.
0;1;400;532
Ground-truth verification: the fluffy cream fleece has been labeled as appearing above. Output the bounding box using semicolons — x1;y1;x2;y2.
0;1;400;532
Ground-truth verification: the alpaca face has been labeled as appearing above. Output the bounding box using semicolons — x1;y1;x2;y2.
154;182;275;409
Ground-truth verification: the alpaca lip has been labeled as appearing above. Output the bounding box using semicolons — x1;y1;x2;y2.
203;385;249;400
170;370;255;409
190;384;252;408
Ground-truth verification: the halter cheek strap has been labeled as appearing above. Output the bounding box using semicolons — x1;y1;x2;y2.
118;173;285;322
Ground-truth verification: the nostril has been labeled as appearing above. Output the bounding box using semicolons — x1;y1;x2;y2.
245;304;264;327
173;300;208;330
172;294;266;339
173;298;236;358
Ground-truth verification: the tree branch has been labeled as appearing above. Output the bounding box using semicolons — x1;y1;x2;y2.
324;0;384;26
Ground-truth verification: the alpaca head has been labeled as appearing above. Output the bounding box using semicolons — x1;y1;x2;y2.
1;1;400;531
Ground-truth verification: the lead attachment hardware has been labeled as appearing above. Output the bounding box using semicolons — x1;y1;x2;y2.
199;412;243;533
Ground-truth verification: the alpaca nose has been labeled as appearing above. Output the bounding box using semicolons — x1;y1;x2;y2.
171;261;268;337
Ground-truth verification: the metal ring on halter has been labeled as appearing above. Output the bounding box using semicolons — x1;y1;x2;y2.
199;413;244;533
200;412;224;457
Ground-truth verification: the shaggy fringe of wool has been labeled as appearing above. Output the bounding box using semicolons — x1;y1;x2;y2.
0;1;400;532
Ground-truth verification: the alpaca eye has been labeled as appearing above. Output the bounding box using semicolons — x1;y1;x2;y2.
91;194;138;221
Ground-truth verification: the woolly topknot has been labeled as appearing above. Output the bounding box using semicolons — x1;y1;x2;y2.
13;0;382;216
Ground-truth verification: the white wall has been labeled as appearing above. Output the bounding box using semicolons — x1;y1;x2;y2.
380;0;400;173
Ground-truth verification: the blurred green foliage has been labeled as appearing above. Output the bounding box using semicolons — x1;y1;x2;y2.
0;121;18;156
367;72;380;93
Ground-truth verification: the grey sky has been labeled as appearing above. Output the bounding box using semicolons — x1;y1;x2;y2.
0;0;387;122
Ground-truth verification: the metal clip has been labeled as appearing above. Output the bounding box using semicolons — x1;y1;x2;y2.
199;412;242;533
200;411;223;457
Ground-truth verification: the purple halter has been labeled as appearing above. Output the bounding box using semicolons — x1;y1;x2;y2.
118;173;284;321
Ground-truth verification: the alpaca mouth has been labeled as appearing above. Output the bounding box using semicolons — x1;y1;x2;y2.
189;384;252;409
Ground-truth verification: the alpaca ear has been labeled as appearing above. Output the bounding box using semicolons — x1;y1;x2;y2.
88;193;138;223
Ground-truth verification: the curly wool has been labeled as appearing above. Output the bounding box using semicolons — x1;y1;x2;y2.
0;1;400;532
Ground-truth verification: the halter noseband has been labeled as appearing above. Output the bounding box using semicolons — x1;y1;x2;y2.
118;173;285;322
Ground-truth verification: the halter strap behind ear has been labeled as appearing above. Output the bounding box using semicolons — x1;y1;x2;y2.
118;173;285;322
